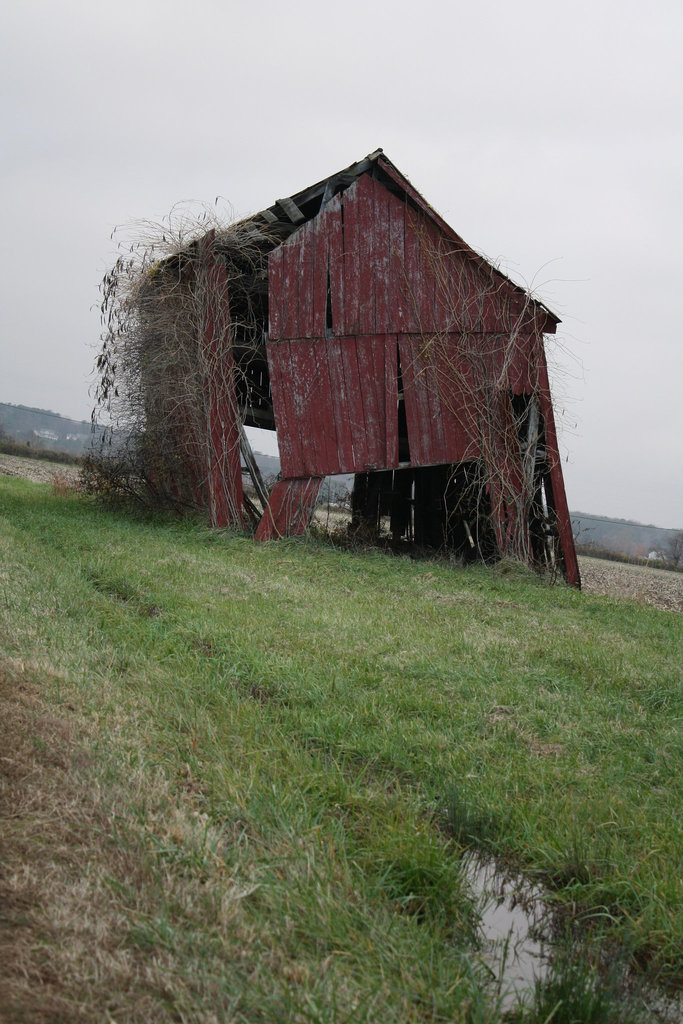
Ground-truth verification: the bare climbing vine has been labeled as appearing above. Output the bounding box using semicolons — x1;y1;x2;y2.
84;205;276;523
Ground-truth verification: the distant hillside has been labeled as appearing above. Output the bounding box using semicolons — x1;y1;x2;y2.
2;407;678;548
0;403;92;455
571;512;680;559
248;452;281;480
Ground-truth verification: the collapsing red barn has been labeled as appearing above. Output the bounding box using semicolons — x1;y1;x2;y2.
121;150;580;585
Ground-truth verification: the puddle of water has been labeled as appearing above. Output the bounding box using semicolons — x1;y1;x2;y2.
464;855;683;1022
463;854;551;1008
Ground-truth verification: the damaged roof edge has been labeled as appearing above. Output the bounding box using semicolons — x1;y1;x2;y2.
255;148;560;328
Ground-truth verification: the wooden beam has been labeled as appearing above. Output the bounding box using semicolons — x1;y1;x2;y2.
277;196;306;225
240;427;269;511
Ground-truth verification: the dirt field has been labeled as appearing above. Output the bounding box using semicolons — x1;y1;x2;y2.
2;454;680;611
0;453;80;486
578;555;683;612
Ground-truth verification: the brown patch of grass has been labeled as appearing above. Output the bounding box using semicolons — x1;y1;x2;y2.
0;663;244;1023
0;665;141;1022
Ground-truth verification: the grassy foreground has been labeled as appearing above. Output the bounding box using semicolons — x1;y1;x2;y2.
0;476;681;1023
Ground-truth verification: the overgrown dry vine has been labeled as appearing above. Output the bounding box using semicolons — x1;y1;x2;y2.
85;206;276;524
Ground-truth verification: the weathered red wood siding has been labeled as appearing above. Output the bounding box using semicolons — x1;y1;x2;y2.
267;330;536;478
254;476;324;541
267;173;547;480
266;335;398;477
263;170;578;582
268;176;551;344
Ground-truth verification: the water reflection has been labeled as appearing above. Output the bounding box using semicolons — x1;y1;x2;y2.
464;854;551;1007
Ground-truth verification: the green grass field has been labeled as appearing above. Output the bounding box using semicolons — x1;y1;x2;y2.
1;476;681;1023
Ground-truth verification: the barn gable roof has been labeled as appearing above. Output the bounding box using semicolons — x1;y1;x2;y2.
252;149;560;330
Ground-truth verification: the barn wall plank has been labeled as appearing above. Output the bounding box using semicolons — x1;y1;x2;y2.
340;336;369;468
268;245;284;339
311;338;341;475
356;175;376;335
355;335;384;469
266;340;305;478
342;181;361;335
325;337;355;474
327;195;345;332
384;335;399;467
255;477;324;541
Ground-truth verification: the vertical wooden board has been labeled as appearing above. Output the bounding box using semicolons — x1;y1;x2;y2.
311;214;329;337
373;184;391;333
341;182;360;335
340;337;369;468
311;338;341;475
355;335;385;468
267;340;305;478
506;331;536;395
470;262;501;333
255;477;324;540
420;218;440;331
537;349;581;587
413;336;448;465
266;341;295;476
268;245;284;340
387;192;407;333
384;334;399;467
324;337;355;473
402;210;427;333
431;234;453;334
399;334;429;464
356;175;376;335
297;222;315;338
327;196;345;331
437;346;479;462
280;240;298;340
287;339;321;476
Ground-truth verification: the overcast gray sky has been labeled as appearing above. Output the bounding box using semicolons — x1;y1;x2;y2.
2;0;681;527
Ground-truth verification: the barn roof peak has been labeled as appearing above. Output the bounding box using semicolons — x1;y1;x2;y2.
253;149;559;327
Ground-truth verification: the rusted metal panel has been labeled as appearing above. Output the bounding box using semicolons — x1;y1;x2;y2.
255;476;324;541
